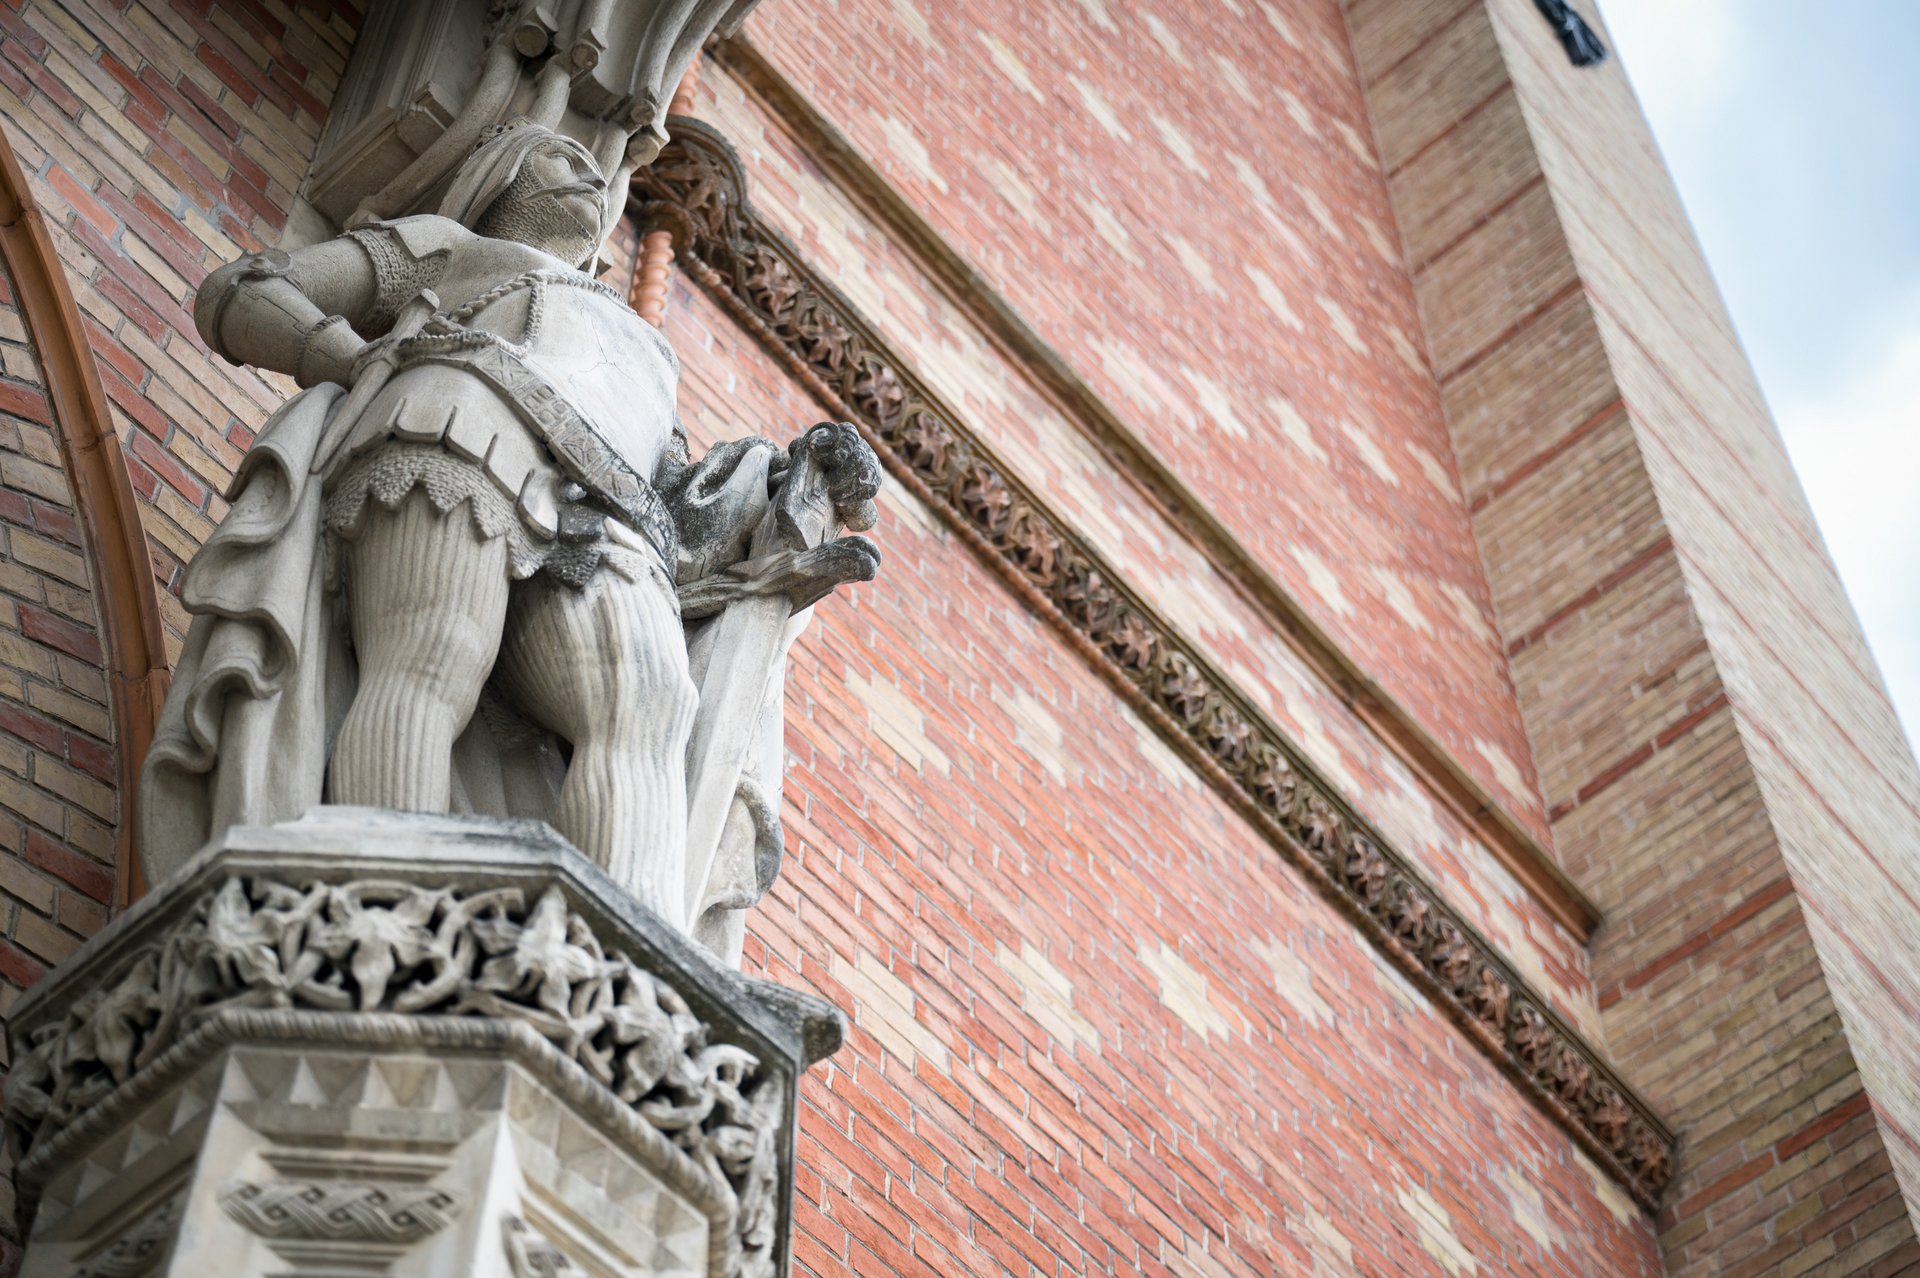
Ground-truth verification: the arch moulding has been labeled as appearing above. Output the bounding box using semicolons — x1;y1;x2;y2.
0;128;170;908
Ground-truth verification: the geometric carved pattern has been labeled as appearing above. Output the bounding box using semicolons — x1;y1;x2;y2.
503;1214;577;1276
632;118;1677;1208
220;1180;462;1244
72;1193;183;1278
35;1045;719;1278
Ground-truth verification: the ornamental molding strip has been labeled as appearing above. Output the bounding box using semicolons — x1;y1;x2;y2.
632;118;1677;1208
219;1180;464;1245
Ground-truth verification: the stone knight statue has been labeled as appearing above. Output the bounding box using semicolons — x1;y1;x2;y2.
8;10;867;1274
141;119;880;961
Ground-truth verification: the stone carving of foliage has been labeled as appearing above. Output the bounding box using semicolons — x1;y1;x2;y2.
1552;1046;1593;1107
1342;835;1388;907
1589;1086;1632;1151
1466;964;1513;1031
1006;511;1061;588
1426;921;1474;993
8;877;784;1274
1384;879;1430;950
1511;1003;1557;1075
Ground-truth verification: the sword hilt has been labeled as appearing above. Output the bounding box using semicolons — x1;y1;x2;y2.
310;289;442;475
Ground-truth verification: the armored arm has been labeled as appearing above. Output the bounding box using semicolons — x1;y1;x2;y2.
195;239;380;389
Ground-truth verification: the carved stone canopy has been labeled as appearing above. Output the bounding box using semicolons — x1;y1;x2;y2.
307;0;761;230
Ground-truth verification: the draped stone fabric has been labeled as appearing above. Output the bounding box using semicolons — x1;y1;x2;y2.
142;383;350;872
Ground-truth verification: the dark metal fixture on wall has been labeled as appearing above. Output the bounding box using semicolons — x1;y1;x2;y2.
1535;0;1608;66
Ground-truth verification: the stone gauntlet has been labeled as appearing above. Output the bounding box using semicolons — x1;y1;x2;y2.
195;249;364;388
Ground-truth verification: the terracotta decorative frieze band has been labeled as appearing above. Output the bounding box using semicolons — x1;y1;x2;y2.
632;119;1677;1208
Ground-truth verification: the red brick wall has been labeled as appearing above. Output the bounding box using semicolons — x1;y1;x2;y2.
0;0;363;1254
0;0;363;646
0;265;116;1077
735;0;1553;842
689;60;1602;1045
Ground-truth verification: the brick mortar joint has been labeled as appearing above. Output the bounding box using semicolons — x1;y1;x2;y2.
631;115;1677;1210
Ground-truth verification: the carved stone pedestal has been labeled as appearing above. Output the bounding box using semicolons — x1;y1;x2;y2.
5;809;842;1278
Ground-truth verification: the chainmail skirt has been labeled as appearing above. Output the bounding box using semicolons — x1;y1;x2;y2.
323;442;663;591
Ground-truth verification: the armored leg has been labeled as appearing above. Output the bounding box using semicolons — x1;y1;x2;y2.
495;565;698;919
330;491;512;810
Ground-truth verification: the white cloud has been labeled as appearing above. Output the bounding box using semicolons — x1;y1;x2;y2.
1604;2;1920;746
1600;0;1746;138
1776;302;1920;744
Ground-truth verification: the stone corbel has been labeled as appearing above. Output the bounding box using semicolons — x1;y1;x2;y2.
303;0;761;231
7;809;841;1277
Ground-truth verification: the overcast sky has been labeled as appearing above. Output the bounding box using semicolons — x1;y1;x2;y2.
1596;1;1920;746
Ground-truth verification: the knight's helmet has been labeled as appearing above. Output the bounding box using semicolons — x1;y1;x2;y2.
438;118;616;270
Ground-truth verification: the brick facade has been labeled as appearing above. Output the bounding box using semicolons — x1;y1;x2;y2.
0;272;115;1050
0;0;360;623
688;43;1602;1045
1348;0;1920;1271
736;0;1555;848
667;274;1661;1275
0;0;1912;1275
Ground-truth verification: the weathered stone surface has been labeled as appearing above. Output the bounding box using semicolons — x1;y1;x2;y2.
8;808;841;1277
